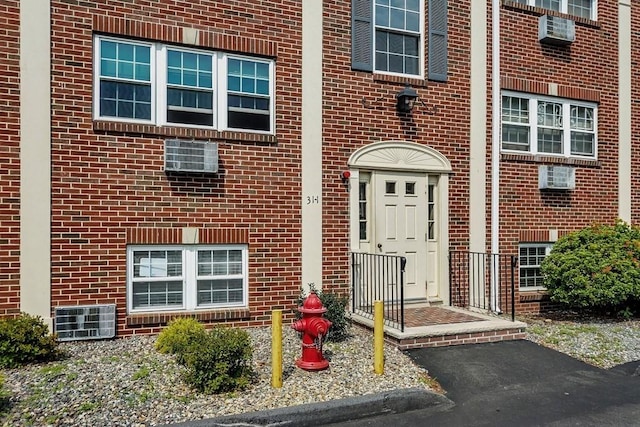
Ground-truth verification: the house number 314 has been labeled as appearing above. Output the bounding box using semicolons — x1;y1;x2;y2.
306;195;320;204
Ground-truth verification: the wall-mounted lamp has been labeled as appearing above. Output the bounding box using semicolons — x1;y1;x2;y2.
396;85;418;113
395;84;438;115
361;85;438;115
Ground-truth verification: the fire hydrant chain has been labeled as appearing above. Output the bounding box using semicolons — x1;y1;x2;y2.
291;291;332;371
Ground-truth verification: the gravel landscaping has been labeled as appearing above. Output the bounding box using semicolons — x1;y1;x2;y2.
0;326;433;427
519;313;640;368
1;314;639;426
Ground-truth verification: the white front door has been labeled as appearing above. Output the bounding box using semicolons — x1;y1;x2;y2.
374;171;430;301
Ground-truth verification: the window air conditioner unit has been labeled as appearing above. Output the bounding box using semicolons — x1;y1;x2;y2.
54;304;116;341
538;165;575;190
164;139;218;173
538;15;575;46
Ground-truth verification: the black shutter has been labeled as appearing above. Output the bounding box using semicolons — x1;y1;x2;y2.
428;0;448;82
352;0;373;72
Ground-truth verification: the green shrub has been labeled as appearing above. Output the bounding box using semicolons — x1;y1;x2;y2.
296;285;351;342
181;327;253;394
155;317;207;360
0;313;59;368
541;220;640;315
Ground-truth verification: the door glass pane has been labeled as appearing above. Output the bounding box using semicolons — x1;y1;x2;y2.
359;182;368;240
405;182;416;195
428;184;435;240
385;181;396;194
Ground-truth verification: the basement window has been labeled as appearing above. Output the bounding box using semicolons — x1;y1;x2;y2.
127;245;248;313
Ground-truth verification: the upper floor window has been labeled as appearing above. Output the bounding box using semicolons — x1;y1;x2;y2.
94;36;275;134
514;0;596;20
127;245;248;313
502;92;597;159
374;0;422;76
352;0;447;81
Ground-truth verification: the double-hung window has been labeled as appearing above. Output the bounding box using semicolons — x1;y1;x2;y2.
519;243;553;290
128;245;248;313
502;92;597;159
95;36;275;133
514;0;596;20
352;0;447;80
374;0;422;76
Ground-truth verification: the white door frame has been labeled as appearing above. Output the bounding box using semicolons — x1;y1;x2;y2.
347;141;452;304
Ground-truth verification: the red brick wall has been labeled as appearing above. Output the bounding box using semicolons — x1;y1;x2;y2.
0;0;21;317
50;0;303;335
499;2;620;313
321;0;473;293
19;0;632;330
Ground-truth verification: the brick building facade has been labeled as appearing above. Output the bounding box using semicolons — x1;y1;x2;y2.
1;0;636;337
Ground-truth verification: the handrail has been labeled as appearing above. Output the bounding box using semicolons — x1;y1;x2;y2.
449;251;518;321
350;252;406;332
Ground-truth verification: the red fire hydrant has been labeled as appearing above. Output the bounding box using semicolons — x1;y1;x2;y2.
291;291;332;371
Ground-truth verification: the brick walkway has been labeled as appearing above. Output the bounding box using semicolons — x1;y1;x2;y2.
402;306;486;328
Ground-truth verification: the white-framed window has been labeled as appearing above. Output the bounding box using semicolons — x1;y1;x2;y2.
374;0;423;77
94;35;275;134
127;245;248;313
519;243;553;290
502;92;597;159
514;0;596;20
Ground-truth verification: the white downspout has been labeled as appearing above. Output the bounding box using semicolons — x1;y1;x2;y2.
491;0;501;312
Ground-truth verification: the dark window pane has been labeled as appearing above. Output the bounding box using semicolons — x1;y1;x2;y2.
167;88;182;106
182;91;197;108
375;52;388;71
389;33;404;54
389;54;404;73
135;85;151;102
240;97;256;109
406;36;419;56
100;81;117;99
375;30;388;51
405;57;419;75
167;109;214;126
118;101;134;118
255;98;269;110
228;110;270;131
100;99;116;117
135;103;151;120
359;222;367;240
119;84;134;100
228;95;241;108
198;92;213;109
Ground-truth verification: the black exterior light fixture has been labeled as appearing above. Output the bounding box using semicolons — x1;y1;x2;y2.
396;84;419;113
362;84;437;114
395;84;438;115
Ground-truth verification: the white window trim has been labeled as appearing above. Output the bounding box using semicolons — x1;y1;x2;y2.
519;242;553;291
502;91;598;159
373;2;425;78
518;0;597;20
127;244;249;314
93;36;157;125
94;35;275;135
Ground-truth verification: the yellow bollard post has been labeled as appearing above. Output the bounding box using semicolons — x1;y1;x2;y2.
374;300;384;375
271;309;283;388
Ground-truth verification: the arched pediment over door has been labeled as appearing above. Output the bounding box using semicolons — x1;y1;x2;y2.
347;140;452;173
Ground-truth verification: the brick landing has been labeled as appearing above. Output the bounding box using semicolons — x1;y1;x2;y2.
353;305;527;350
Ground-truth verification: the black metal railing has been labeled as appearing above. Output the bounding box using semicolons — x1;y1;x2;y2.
350;252;407;332
449;251;517;321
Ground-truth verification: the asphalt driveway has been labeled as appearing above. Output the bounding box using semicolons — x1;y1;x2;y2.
170;340;640;427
